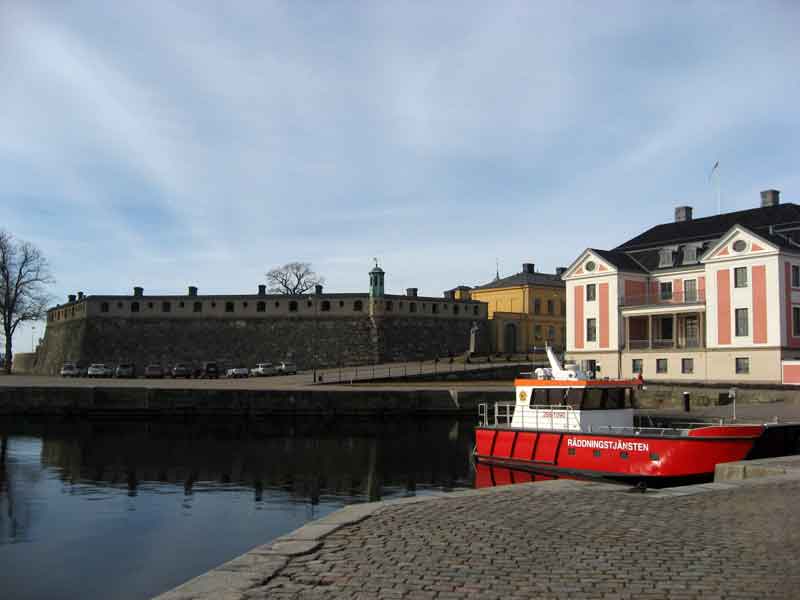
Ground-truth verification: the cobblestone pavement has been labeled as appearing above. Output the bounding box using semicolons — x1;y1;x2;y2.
243;479;800;600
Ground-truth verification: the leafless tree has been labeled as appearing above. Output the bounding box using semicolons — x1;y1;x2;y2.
266;262;324;295
0;231;54;374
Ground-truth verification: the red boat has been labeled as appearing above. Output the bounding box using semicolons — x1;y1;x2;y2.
474;347;766;484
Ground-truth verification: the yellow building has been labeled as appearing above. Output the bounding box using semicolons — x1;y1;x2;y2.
462;263;567;353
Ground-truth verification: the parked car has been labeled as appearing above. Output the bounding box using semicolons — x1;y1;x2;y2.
201;361;219;379
60;362;80;377
115;363;136;378
276;361;297;375
250;362;276;377
171;363;192;378
226;366;249;378
76;362;89;377
144;364;164;379
87;363;113;378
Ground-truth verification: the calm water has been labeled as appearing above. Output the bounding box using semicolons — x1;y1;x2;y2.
0;417;476;600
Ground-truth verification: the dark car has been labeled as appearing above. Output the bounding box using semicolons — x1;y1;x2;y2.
171;363;192;378
115;363;136;378
201;361;219;379
144;364;164;379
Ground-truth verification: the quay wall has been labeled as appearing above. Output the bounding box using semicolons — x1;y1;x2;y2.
637;382;800;409
34;316;488;376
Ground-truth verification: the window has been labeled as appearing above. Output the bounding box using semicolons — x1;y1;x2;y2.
547;300;554;314
682;358;694;374
194;302;203;313
794;306;800;337
632;359;642;374
734;267;748;288
473;306;479;315
793;265;800;288
100;302;109;313
243;302;248;308
658;247;675;268
586;318;597;342
660;282;672;300
684;279;697;302
409;302;417;313
225;302;234;313
353;300;363;312
289;301;298;312
735;357;750;374
307;300;313;307
116;302;123;309
148;302;154;309
162;301;171;313
131;302;140;313
547;326;555;339
732;240;747;252
535;325;542;339
321;300;331;312
735;308;749;337
432;304;439;314
211;302;216;307
586;285;596;301
656;358;668;374
179;301;185;308
534;299;541;314
453;305;459;315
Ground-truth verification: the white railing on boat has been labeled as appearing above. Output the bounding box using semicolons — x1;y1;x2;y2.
478;403;582;430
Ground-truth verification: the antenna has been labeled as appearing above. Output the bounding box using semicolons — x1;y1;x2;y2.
710;161;721;214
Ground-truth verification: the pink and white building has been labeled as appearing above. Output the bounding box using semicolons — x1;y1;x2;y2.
563;190;800;384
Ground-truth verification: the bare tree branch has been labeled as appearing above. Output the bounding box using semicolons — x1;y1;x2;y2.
0;231;54;373
265;262;324;295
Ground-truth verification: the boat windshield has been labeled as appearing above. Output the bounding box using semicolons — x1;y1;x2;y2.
528;387;634;410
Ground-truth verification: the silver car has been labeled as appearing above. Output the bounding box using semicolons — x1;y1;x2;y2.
87;363;113;378
60;362;79;377
276;361;297;375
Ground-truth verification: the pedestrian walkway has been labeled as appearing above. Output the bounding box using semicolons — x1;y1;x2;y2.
156;468;800;599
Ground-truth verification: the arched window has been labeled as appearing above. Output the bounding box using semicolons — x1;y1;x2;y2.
547;300;554;314
432;304;439;314
453;305;460;315
321;300;331;312
131;302;140;313
225;302;234;313
534;299;541;314
147;302;154;309
100;302;109;313
257;301;266;312
275;301;280;308
385;301;393;311
410;302;417;313
339;300;344;307
116;302;123;309
193;302;202;313
289;301;298;312
307;300;312;307
162;301;171;312
353;300;363;312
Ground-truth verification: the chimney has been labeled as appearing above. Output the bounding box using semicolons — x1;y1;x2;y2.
761;189;780;208
77;291;84;300
188;286;198;297
68;294;76;303
314;284;323;295
258;284;266;296
556;267;567;277
675;206;693;222
406;287;418;297
522;263;535;274
133;286;143;297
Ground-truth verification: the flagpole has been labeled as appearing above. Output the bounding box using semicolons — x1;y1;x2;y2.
716;164;721;215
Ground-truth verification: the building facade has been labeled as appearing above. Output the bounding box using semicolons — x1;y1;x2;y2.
36;266;489;375
461;263;567;353
563;189;800;384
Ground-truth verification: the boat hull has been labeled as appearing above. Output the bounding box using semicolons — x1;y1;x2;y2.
474;425;764;479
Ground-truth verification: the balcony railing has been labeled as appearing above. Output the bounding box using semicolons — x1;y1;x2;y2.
627;338;704;350
621;290;705;308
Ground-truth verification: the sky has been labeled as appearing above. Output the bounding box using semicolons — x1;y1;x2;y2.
1;1;800;352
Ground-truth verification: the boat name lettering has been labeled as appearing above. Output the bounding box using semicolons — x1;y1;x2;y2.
566;438;649;452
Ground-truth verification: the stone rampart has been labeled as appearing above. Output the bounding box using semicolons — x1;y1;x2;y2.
34;314;488;375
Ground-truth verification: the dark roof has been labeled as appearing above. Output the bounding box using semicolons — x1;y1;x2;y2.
588;249;646;273
614;203;800;251
473;271;564;290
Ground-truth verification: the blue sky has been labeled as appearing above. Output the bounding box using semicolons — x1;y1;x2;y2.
2;1;799;351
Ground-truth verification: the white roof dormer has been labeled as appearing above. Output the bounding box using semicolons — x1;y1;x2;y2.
700;225;781;264
562;249;617;281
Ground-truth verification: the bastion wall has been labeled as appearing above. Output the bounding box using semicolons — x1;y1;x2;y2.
35;314;488;375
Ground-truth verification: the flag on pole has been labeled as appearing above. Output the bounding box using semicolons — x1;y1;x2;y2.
709;160;719;180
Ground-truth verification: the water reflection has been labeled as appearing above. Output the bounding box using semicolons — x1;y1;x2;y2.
0;417;475;600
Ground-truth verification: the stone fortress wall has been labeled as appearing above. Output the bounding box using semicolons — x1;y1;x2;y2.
36;273;489;375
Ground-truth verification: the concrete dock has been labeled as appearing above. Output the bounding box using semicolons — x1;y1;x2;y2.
155;456;800;600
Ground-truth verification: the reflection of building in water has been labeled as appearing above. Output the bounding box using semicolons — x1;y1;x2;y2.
39;419;473;504
1;436;46;543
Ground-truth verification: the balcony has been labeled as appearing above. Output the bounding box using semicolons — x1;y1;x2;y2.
620;290;705;308
624;313;705;351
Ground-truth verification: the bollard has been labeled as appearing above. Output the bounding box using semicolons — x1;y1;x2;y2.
682;391;690;412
